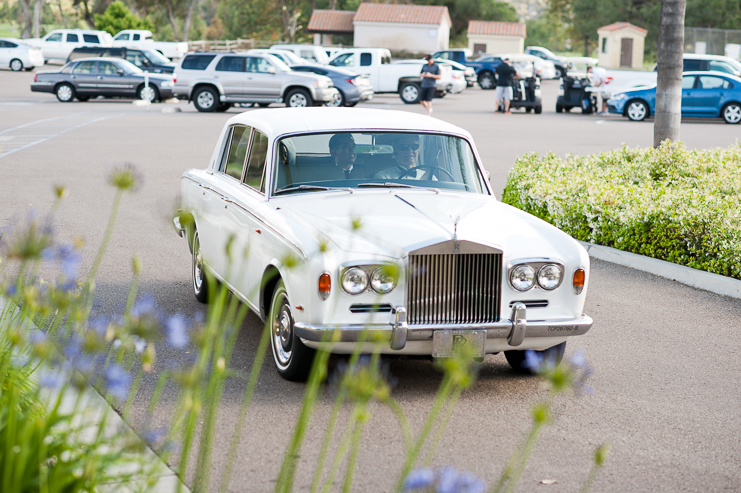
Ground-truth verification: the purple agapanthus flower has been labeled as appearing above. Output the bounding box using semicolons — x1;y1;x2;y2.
165;314;189;349
39;370;66;389
570;350;586;368
56;244;82;279
437;466;460;493
131;294;156;318
105;364;132;400
403;468;435;490
524;350;543;371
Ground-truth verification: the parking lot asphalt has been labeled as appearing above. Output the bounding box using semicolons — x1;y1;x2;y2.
1;66;740;492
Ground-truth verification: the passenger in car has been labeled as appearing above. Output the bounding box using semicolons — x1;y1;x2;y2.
374;134;436;180
328;133;363;179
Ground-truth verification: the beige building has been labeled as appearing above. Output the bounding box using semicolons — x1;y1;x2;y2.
467;21;526;55
353;3;451;52
597;22;647;69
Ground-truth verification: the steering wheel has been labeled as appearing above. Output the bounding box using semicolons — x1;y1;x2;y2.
398;165;454;181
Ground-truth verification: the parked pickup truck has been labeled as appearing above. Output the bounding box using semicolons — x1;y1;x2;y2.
328;48;452;104
25;29;113;63
431;49;503;90
112;30;188;60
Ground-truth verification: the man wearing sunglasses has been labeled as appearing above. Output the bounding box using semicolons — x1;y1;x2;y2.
374;135;436;180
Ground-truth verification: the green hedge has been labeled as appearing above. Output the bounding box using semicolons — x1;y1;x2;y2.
502;141;741;280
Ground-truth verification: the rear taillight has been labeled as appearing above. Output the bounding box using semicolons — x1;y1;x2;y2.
173;73;177;83
346;78;356;85
34;74;37;82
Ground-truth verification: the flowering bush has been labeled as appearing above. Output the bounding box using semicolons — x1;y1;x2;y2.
502;141;741;279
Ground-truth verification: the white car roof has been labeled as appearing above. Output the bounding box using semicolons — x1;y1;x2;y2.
224;108;473;139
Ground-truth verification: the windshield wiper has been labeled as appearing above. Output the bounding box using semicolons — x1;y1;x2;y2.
274;184;353;195
358;183;440;193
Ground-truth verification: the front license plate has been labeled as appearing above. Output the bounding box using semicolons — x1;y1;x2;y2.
432;330;486;359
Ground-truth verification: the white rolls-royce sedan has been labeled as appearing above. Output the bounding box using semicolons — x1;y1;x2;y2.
174;108;593;381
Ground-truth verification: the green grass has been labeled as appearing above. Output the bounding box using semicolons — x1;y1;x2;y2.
0;23;20;38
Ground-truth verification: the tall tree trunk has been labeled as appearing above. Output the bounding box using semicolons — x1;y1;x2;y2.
19;0;32;38
182;0;197;41
32;0;42;38
654;0;686;147
163;0;181;41
79;0;95;28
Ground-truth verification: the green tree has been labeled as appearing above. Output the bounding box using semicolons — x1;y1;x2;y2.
94;1;153;35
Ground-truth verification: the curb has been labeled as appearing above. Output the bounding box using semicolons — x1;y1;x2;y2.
0;298;191;493
578;241;741;300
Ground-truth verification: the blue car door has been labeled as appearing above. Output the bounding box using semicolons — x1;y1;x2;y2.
680;75;700;115
695;75;730;116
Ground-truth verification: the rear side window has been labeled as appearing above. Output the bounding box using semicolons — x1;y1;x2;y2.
3;41;17;48
215;56;245;72
244;131;269;191
133;34;141;40
360;53;372;66
683;59;703;71
221;126;252;180
698;76;730;89
181;55;216;70
83;34;100;44
72;61;96;74
681;75;696;89
66;33;79;42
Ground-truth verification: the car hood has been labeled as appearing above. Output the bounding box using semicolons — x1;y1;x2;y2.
276;190;576;259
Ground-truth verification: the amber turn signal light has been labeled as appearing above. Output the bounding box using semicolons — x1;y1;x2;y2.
573;268;585;294
318;273;331;300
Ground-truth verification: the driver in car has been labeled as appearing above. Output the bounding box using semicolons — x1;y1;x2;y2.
374;135;437;180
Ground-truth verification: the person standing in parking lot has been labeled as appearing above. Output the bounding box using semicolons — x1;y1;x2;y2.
494;57;517;114
588;65;610;115
420;55;441;116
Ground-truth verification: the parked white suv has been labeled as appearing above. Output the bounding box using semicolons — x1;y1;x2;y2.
270;44;329;64
25;29;113;63
173;52;338;112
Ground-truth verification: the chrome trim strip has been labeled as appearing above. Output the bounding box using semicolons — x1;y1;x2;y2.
294;314;593;343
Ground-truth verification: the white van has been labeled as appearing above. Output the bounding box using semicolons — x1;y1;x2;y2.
270;44;329;65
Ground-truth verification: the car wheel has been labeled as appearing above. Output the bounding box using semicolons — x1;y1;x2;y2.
477;72;495;90
504;342;566;375
399;82;420;104
324;90;345;107
722;102;741;124
192;231;209;304
534;105;542;114
269;280;315;381
193;86;218;112
10;58;23;72
556;103;563;113
55;83;75;103
137;84;159;103
554;67;563;79
626;100;648;121
285;88;313;108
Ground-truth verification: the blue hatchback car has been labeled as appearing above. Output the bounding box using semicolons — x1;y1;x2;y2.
607;71;741;124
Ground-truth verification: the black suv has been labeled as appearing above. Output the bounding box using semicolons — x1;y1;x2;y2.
67;47;176;74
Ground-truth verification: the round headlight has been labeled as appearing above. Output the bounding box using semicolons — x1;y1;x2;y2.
370;267;396;294
510;264;535;291
537;264;563;290
341;267;369;295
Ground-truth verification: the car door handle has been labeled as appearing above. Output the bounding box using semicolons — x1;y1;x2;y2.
71;75;76;79
97;76;104;79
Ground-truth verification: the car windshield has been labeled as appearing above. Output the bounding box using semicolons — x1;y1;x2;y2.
273;132;488;195
273;50;305;65
143;49;170;65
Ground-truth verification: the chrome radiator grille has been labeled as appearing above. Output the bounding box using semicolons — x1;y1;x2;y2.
406;253;502;325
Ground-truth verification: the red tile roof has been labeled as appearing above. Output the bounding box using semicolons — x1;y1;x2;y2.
307;9;356;34
354;3;451;26
598;22;648;35
467;20;526;37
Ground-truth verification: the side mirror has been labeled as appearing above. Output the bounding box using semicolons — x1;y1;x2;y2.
267;66;276;74
117;69;124;76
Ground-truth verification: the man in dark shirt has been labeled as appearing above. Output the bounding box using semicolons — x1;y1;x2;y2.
494;56;517;114
419;54;441;116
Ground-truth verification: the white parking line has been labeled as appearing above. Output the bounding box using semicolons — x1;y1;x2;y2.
0;112;91;135
0;112;127;159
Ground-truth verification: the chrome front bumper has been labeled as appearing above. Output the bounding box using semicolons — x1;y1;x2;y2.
294;303;593;350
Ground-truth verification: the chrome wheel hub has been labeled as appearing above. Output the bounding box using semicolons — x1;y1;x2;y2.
193;237;203;292
197;91;215;109
58;85;72;101
289;93;308;107
140;86;156;102
725;105;741;123
10;59;22;71
402;86;418;101
628;102;646;120
272;301;293;366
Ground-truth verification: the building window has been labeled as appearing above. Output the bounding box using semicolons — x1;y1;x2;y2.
601;38;608;54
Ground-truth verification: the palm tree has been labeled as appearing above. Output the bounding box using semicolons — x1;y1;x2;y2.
653;0;687;147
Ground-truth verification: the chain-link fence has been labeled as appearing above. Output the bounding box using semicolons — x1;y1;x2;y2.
685;27;741;58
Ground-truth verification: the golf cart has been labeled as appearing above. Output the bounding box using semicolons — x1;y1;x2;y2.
496;55;543;114
556;57;599;114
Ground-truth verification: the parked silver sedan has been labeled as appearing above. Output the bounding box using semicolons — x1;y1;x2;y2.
30;57;174;102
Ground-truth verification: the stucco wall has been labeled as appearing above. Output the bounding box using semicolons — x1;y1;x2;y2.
467;34;524;55
354;20;450;52
597;28;646;69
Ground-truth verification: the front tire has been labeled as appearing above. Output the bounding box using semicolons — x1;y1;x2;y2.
554;66;563;79
55;83;75;102
505;342;566;374
534;105;542;114
10;58;23;72
269;280;315;381
722;102;741;124
399;82;420;104
477;71;495;90
193;86;219;112
285;88;313;107
626;100;649;121
556;103;563;113
192;231;209;303
137;84;159;103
